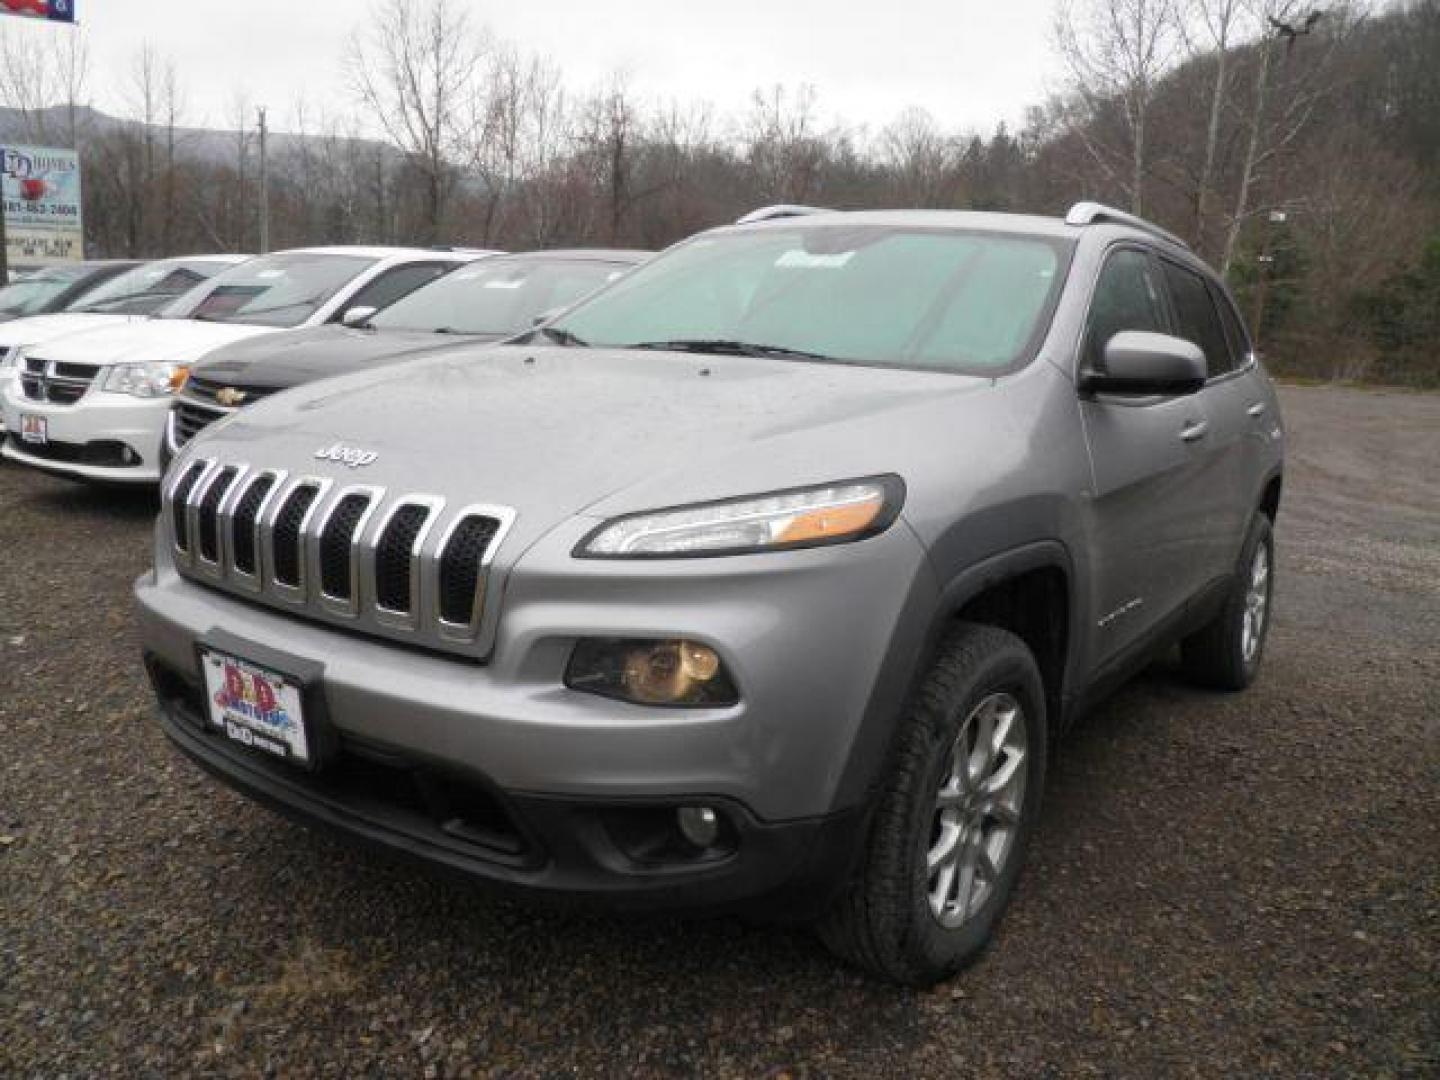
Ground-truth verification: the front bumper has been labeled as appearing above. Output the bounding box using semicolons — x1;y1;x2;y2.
149;666;862;914
135;517;934;909
1;385;168;483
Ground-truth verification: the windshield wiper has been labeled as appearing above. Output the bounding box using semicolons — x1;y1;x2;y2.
536;326;589;347
622;339;836;362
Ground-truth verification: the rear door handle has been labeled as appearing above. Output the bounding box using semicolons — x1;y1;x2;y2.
1247;402;1267;417
1180;419;1210;442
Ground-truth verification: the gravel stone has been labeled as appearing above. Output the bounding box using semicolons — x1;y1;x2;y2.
0;385;1435;1077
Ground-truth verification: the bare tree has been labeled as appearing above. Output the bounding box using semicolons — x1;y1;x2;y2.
1056;0;1180;213
879;107;958;207
347;0;484;243
1178;0;1247;252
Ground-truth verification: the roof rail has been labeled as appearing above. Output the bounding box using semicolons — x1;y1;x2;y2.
734;204;832;225
1064;201;1189;250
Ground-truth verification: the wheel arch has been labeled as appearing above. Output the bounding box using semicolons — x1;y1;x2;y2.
832;540;1080;812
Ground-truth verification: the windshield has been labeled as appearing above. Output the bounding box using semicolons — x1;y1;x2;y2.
371;256;633;335
174;252;374;328
0;265;92;316
551;226;1068;374
67;258;232;315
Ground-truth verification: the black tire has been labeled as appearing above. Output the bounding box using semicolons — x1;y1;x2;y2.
1180;514;1275;691
818;622;1047;986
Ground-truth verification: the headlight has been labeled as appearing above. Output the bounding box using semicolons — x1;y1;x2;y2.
103;361;190;398
577;476;904;557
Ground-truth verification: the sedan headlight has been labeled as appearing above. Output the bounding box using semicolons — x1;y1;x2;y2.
577;476;904;557
103;361;190;398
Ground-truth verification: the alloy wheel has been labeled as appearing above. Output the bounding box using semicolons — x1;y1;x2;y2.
925;692;1028;929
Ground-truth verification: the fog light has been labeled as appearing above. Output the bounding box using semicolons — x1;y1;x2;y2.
677;806;720;848
565;638;739;707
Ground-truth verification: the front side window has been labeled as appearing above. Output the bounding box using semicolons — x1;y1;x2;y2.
175;253;374;328
548;226;1067;374
1083;248;1167;373
67;259;224;315
372;257;635;335
1161;260;1232;378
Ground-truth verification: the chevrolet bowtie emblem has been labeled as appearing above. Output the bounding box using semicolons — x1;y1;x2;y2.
215;387;248;407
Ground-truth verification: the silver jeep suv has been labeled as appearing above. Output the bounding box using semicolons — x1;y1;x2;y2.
136;203;1284;984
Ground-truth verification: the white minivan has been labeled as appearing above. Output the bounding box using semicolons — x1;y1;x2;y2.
1;247;486;484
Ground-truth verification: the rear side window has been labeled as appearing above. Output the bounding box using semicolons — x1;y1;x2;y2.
1083;248;1166;372
1160;261;1233;377
1211;285;1252;370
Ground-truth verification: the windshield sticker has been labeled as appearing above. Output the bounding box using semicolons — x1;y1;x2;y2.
776;250;855;269
483;279;525;289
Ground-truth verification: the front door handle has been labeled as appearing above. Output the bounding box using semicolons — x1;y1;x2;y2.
1181;419;1210;442
1247;402;1267;417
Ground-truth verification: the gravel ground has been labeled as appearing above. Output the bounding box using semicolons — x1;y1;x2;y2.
1;385;1436;1078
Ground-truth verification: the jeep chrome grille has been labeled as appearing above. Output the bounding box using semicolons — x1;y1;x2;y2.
164;459;514;657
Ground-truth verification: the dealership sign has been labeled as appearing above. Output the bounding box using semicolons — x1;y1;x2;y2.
2;145;84;265
0;0;75;23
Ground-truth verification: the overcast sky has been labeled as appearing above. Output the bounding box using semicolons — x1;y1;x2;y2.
14;0;1061;137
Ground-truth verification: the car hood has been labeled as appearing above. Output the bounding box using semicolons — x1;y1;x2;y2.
35;318;277;366
187;344;993;551
192;325;503;391
0;312;139;349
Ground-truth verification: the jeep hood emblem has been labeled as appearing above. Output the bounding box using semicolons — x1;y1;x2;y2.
315;442;379;468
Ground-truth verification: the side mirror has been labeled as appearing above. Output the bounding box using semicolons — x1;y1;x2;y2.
341;305;378;329
1080;330;1206;395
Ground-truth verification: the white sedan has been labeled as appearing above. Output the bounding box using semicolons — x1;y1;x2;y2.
1;246;489;484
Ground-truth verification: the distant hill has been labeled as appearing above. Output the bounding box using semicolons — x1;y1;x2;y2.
0;104;400;168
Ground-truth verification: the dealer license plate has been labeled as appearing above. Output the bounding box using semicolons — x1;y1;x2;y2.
200;649;311;765
20;414;47;445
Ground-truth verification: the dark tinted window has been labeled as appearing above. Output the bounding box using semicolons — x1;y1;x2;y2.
1161;260;1232;377
1211;284;1251;371
1083;248;1166;372
342;262;454;317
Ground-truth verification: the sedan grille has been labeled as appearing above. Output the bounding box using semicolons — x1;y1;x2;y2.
163;458;514;657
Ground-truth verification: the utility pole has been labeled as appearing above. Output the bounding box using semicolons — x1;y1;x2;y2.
257;106;270;253
1251;10;1324;344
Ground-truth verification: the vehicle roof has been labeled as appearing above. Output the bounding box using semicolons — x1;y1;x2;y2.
724;207;1207;266
266;245;469;260
491;248;650;264
157;253;251;263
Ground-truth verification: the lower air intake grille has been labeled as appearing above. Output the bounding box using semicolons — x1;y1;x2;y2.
439;515;502;624
320;493;373;600
272;484;320;587
375;505;431;612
